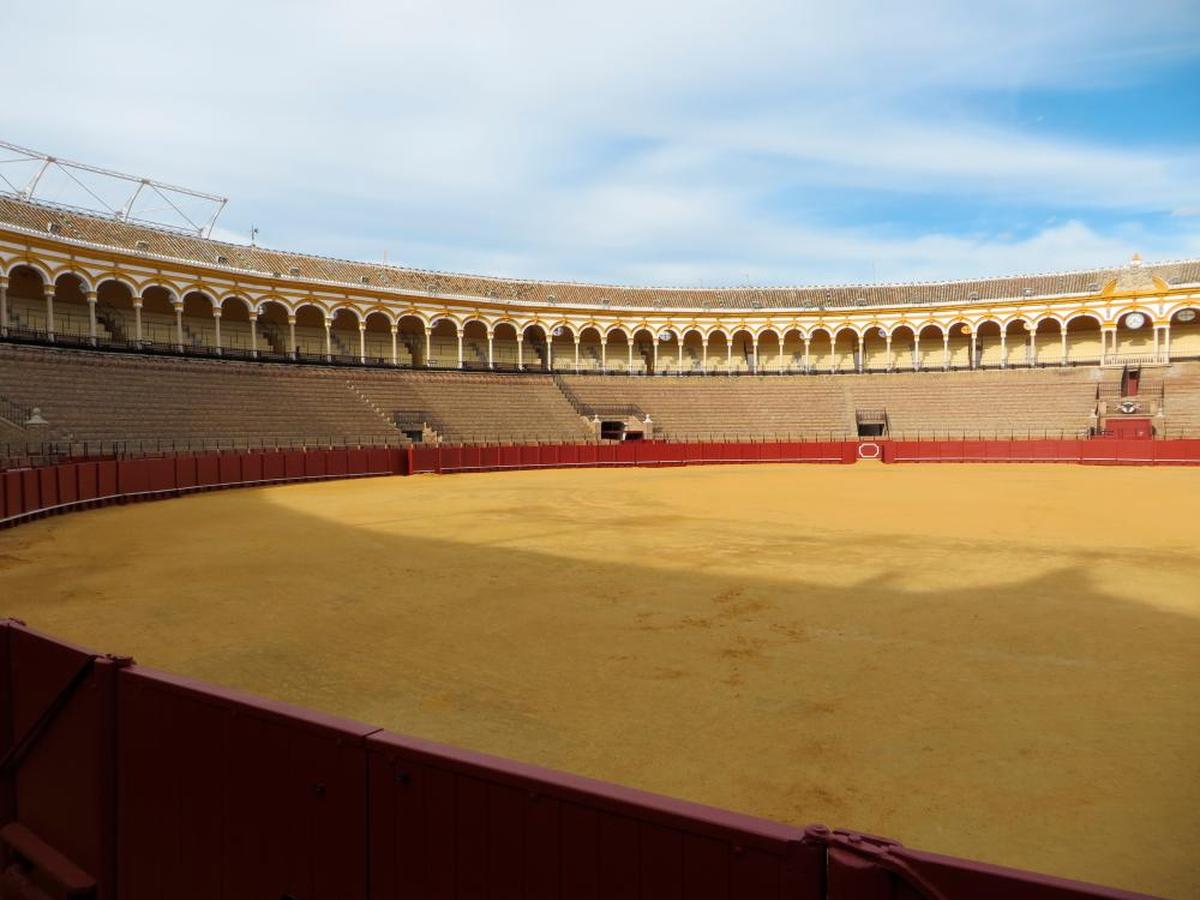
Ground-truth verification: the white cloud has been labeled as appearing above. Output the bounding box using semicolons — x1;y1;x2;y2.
2;0;1198;283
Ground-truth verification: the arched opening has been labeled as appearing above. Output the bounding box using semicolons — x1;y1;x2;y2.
655;327;682;374
523;323;549;371
605;328;630;373
975;320;1003;368
577;326;603;372
5;265;49;336
256;300;290;356
397;315;427;367
947;322;972;369
135;286;175;347
1065;314;1101;364
429;317;459;368
1004;319;1029;367
889;326;916;371
632;327;655;375
705;331;727;373
491;321;519;370
1033;318;1063;367
220;296;254;354
363;311;393;364
328;308;361;361
1114;310;1153;361
95;279;136;345
52;273;91;341
861;326;888;372
293;304;327;359
730;329;753;374
179;291;216;352
1169;307;1200;360
782;329;804;372
681;329;704;372
550;324;575;372
756;330;781;373
807;329;833;373
461;320;489;369
917;324;943;370
832;328;858;373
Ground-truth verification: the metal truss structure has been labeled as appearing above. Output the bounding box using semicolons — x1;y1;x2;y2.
0;140;227;237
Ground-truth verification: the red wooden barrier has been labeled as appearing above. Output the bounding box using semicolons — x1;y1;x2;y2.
116;666;374;900
195;454;220;486
368;730;821;900
36;467;57;510
20;470;38;516
0;620;1153;900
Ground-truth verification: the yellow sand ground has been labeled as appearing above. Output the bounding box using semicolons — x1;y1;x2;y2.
1;464;1197;897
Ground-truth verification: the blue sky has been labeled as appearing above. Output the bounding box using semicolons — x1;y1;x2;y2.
3;0;1199;286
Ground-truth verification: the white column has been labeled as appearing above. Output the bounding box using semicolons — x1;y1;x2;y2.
1153;325;1160;363
778;339;786;374
701;338;707;372
751;337;759;374
1060;329;1067;366
288;316;297;359
651;339;658;375
574;337;580;374
487;332;494;369
803;337;810;372
424;327;432;367
173;301;184;351
0;281;7;336
912;336;920;371
942;334;949;370
456;330;463;369
1163;322;1171;363
359;323;367;363
855;335;863;373
323;318;332;360
517;334;524;370
969;332;976;369
1101;327;1112;365
546;336;553;372
134;298;144;343
999;329;1007;368
885;336;893;371
249;313;259;358
1028;328;1036;367
725;339;732;373
390;324;398;365
87;291;98;344
628;339;634;374
44;285;56;341
213;307;222;355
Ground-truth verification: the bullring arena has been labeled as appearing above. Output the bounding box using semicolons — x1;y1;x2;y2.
1;179;1199;899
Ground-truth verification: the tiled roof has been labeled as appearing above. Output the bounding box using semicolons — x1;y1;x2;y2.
3;196;1197;311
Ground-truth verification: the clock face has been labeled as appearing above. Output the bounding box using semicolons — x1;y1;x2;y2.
1178;309;1197;323
1124;312;1146;330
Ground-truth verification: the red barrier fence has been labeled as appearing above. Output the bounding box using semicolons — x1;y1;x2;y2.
882;439;1200;465
0;620;1148;899
0;448;406;529
408;440;858;474
4;439;1199;530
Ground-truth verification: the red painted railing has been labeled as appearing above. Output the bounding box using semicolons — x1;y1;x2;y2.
0;620;1150;899
4;438;1200;530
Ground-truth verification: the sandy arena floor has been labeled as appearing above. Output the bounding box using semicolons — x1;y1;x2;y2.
1;463;1197;897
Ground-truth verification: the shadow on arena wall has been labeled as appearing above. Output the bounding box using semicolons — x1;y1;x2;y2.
1;473;1197;897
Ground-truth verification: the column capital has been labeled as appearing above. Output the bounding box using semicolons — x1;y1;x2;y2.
86;290;97;301
212;307;222;318
43;284;56;296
